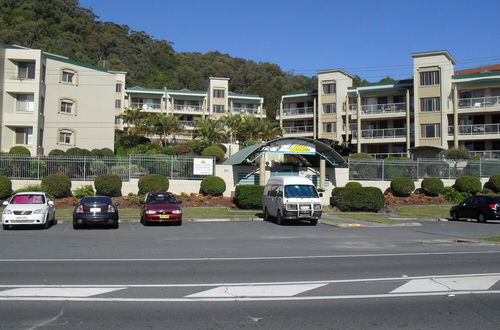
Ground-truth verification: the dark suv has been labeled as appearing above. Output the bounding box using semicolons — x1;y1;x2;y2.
450;196;500;223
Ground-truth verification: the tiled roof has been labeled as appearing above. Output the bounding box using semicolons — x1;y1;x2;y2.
455;64;500;75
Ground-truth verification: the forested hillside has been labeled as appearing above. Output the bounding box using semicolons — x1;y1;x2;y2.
0;0;361;118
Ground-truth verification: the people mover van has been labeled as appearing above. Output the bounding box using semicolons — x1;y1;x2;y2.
262;176;323;225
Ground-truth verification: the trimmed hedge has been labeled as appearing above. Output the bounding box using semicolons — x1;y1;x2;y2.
421;178;444;197
173;144;192;155
390;177;415;197
454;176;481;194
48;149;65;156
94;174;122;197
138;174;169;195
235;185;265;209
486;175;500;193
0;176;12;199
9;146;30;155
41;173;72;198
345;182;362;188
331;187;384;212
200;176;226;196
202;146;225;162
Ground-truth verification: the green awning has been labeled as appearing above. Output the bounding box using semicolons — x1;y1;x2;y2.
282;96;315;102
223;143;266;165
229;97;261;104
454;77;500;88
128;93;163;98
170;95;206;101
358;87;408;95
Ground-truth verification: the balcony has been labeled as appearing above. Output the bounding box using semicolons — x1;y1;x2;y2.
354;128;406;139
173;104;203;113
458;96;500;111
448;124;500;136
283;125;314;135
131;102;161;111
369;152;408;159
282;107;314;116
233;108;259;115
468;150;500;159
180;120;196;129
361;102;406;115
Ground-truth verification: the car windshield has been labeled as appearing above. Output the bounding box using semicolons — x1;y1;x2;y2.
81;197;112;204
147;194;177;204
285;185;318;198
11;194;45;204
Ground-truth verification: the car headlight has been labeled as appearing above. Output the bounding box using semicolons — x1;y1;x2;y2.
145;210;156;214
3;209;12;215
33;209;45;214
172;210;182;214
313;204;322;211
285;204;298;211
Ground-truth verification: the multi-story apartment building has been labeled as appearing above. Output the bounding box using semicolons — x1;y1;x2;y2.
280;50;500;158
0;44;126;155
124;77;265;139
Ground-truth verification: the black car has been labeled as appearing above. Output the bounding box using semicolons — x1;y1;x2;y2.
73;196;119;229
450;195;500;223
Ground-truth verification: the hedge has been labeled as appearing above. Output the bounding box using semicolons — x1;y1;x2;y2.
454;176;481;194
200;176;226;196
486;175;500;193
138;174;169;195
41;173;72;198
202;146;225;162
0;176;12;199
330;187;384;212
421;178;444;197
390;177;415;197
9;146;30;155
345;182;362;188
235;185;265;209
94;174;122;197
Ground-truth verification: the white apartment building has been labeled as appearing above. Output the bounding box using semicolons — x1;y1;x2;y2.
0;43;126;155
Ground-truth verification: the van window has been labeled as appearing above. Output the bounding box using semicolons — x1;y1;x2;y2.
285;185;318;198
268;185;277;197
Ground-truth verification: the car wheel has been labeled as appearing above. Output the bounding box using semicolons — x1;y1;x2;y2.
140;216;144;225
43;215;50;229
451;211;460;221
277;211;285;225
73;222;79;230
310;219;318;226
113;223;119;229
263;208;270;221
477;212;487;223
177;220;182;226
3;224;10;230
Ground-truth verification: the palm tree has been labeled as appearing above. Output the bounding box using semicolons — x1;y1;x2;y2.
221;113;244;144
193;117;224;142
119;107;143;135
258;120;283;141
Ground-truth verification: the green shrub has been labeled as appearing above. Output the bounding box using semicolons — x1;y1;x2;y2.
14;184;43;194
115;146;128;157
349;152;373;159
193;140;212;154
330;187;384;212
73;185;95;198
235;185;265;209
200;176;226;196
161;146;174;155
41;173;72;198
0;176;12;199
345;182;362;188
115;135;150;148
216;143;227;153
202;146;225;162
94;174;122;197
186;140;200;152
91;148;114;157
443;186;471;203
48;149;65;156
454;176;481;194
173;144;192;155
479;188;494;195
138;174;169;195
90;161;108;175
390;177;415;197
9;146;30;155
486;175;500;193
421;178;444;196
444;147;470;160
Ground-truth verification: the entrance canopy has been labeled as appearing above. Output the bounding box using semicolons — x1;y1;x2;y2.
223;137;347;166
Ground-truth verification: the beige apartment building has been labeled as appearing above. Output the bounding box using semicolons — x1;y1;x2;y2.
280;50;500;158
0;44;126;155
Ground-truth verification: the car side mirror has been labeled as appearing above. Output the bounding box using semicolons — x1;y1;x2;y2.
48;201;54;207
318;192;323;198
2;201;8;206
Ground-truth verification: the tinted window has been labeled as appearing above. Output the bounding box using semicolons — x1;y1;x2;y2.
147;193;176;204
11;194;45;204
285;185;318;198
81;196;112;204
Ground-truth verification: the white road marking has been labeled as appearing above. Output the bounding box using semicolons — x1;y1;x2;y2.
391;275;500;293
0;287;124;297
186;283;327;298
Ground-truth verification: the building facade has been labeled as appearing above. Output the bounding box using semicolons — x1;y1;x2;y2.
0;44;126;155
280;50;500;158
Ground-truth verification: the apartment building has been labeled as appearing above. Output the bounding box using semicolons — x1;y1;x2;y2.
0;44;126;155
124;77;265;138
280;50;500;158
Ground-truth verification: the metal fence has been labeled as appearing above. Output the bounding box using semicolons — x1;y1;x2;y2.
349;158;500;181
0;154;215;181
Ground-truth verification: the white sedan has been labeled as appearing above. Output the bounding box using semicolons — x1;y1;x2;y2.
2;192;56;230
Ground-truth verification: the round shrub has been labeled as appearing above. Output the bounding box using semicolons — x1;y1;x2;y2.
390;177;415;197
330;187;384;212
486;175;500;193
91;148;114;157
345;182;362;188
48;149;65;156
94;174;122;197
349;152;373;159
202;146;225;162
41;173;72;198
421;178;444;197
0;176;12;199
138;174;169;195
235;185;265;209
9;146;30;155
161;146;174;155
454;176;481;194
65;147;82;156
200;176;226;196
173;144;192;155
216;143;227;153
480;188;494;195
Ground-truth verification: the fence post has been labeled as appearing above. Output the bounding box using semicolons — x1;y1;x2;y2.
128;155;132;181
170;155;174;179
381;159;384;181
479;158;482;178
37;155;40;180
416;159;419;180
83;156;86;181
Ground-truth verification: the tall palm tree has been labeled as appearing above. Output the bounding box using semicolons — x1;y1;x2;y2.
193;116;224;143
221;113;244;144
119;107;143;135
258;120;283;141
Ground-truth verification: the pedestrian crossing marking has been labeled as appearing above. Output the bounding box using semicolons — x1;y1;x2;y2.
391;275;500;293
0;287;125;297
185;283;327;298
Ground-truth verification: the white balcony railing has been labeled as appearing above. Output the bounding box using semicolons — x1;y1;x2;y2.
180;120;196;128
131;102;161;111
458;96;500;110
468;150;500;159
362;102;406;115
348;104;357;113
282;107;315;116
283;126;314;134
448;124;500;136
233;108;259;115
353;128;406;139
173;104;203;112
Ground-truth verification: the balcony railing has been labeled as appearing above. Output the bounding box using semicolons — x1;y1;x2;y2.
283;126;314;134
348;104;357;113
180;120;196;128
361;102;406;115
353;128;406;139
468;150;500;159
233;108;259;115
448;124;500;136
458;96;500;110
282;107;314;116
131;102;161;110
369;152;408;159
173;104;203;112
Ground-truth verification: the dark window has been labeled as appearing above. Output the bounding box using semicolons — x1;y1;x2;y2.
81;196;112;204
420;71;440;86
147;193;176;204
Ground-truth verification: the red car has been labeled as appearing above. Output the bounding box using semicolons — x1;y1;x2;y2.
140;192;182;226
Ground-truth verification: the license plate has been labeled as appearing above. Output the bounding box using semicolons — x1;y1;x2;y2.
16;216;28;220
300;206;309;210
159;215;170;219
90;207;100;212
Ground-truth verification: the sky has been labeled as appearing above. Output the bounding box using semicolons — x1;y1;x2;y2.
79;0;500;82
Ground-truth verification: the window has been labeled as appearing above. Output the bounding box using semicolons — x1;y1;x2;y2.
15;127;33;145
60;100;74;114
61;69;75;84
18;62;35;79
323;83;336;94
323;122;336;133
420;71;440;86
115;99;122;108
213;89;225;98
116;83;122;93
323;103;336;114
16;94;35;112
421;123;440;138
420;97;440;112
59;130;73;145
213;105;225;113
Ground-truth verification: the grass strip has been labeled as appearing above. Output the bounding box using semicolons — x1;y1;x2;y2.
395;205;451;218
55;207;257;218
477;236;500;242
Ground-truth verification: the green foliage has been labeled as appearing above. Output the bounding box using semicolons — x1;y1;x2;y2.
91;148;114;156
73;185;95;198
443;186;471;203
480;188;494;195
115;135;151;149
9;146;30;155
90;161;108;175
202;146;225;162
486;175;500;193
0;176;12;199
330;187;384;212
14;184;44;194
234;185;264;209
41;173;72;198
138;174;169;195
421;178;444;197
65;147;91;156
345;182;362;188
173;144;192;155
200;176;226;196
390;177;415;197
454;176;481;194
94;174;122;197
48;149;65;156
349;153;373;159
444;147;470;160
216;143;227;153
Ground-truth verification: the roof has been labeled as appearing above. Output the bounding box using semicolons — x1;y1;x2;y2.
455;64;500;75
44;53;109;73
317;68;354;79
285;90;317;96
223;142;266;165
410;50;457;65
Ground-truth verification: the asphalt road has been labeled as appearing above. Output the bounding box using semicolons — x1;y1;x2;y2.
1;220;499;329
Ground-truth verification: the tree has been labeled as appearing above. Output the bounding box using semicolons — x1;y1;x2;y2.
379;75;395;82
119;108;143;135
193;117;224;142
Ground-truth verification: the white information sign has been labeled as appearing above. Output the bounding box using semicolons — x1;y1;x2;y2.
193;158;214;175
267;139;316;155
